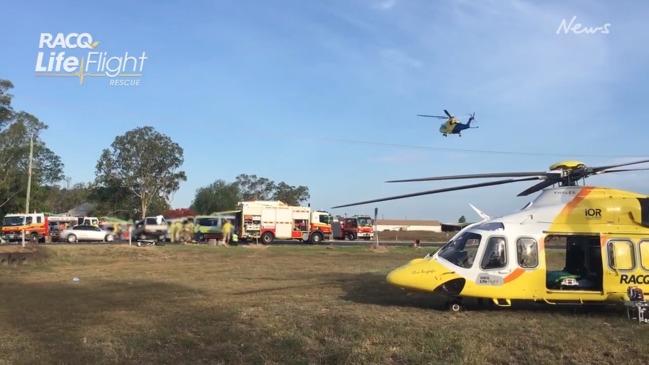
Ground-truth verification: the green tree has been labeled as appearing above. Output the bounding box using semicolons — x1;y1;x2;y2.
235;174;276;201
95;126;186;219
39;183;91;214
458;215;466;224
0;80;64;216
190;179;240;214
273;181;310;205
191;175;310;212
0;80;15;126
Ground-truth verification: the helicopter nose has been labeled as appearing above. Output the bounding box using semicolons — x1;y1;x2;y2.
386;258;464;294
386;258;436;291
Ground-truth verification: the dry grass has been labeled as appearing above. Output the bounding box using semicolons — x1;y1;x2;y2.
0;244;647;364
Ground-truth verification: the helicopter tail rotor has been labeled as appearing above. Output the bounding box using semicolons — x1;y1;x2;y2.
467;112;476;126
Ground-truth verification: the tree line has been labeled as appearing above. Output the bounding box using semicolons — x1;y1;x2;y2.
0;79;309;220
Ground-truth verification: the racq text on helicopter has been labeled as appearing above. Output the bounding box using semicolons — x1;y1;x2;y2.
334;159;649;310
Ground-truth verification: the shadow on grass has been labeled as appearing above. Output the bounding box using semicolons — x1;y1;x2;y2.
337;272;448;310
337;272;627;316
0;280;312;364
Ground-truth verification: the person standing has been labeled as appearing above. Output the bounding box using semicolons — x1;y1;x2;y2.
221;219;233;246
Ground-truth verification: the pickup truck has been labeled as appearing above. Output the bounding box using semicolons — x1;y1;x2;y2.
133;216;168;241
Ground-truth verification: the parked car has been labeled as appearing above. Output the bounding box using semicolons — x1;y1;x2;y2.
60;225;115;243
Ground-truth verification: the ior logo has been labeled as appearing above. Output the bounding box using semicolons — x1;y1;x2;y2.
584;208;602;218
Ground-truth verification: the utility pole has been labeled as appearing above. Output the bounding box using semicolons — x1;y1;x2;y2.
374;207;379;248
22;134;34;248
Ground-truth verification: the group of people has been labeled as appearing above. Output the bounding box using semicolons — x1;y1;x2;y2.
168;218;235;246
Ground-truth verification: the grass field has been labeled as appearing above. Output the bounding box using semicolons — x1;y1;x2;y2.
0;244;648;364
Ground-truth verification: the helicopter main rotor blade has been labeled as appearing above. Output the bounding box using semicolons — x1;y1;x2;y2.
333;177;541;208
517;174;562;196
597;167;649;174
417;114;448;119
386;171;550;183
592;159;649;173
444;109;452;118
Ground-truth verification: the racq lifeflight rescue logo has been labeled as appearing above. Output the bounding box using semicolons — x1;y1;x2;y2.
34;32;147;86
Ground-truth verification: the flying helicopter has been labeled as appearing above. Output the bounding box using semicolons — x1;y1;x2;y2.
333;159;649;311
417;109;477;137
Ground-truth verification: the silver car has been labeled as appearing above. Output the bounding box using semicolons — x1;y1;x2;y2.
60;225;115;243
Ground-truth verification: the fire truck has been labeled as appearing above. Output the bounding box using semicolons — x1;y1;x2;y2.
1;213;49;242
235;201;332;244
332;215;374;240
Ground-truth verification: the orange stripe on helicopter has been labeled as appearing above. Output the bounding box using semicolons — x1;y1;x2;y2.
556;187;594;219
504;267;525;283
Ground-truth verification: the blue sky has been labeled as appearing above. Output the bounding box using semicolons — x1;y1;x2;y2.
2;0;648;221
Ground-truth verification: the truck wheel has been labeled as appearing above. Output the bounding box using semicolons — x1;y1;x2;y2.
30;232;39;242
105;234;114;242
261;232;274;245
309;232;323;244
67;234;78;243
346;233;357;241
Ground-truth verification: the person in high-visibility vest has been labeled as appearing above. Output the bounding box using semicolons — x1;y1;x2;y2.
221;220;233;246
169;220;181;243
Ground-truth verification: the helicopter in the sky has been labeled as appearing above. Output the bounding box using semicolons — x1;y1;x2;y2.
417;109;477;137
333;159;649;311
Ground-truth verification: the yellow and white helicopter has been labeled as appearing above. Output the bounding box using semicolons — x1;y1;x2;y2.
334;159;649;311
417;109;477;137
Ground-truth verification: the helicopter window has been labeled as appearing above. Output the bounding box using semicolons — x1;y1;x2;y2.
437;232;481;269
638;241;649;271
516;237;538;268
607;240;635;271
473;222;504;231
481;236;507;270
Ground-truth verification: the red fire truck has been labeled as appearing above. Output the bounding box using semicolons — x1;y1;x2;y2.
1;213;49;242
332;215;374;240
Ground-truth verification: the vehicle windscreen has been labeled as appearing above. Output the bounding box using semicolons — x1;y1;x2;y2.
437;232;482;269
197;218;219;226
3;216;24;226
357;217;372;227
319;215;332;224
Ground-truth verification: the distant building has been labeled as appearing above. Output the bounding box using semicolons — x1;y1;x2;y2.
376;219;442;232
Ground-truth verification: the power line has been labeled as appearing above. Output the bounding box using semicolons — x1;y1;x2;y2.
327;138;647;159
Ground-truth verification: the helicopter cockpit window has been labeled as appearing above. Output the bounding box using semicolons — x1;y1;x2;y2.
481;237;507;270
437;232;481;268
516;237;538;268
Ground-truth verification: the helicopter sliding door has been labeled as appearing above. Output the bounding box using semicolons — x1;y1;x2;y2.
545;235;603;291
